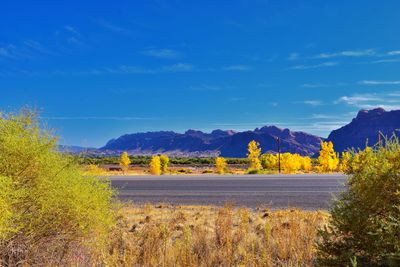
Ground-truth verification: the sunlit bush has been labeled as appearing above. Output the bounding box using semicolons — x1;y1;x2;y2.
317;138;400;266
0;109;115;266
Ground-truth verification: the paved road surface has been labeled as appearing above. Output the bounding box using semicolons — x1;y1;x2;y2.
109;174;346;210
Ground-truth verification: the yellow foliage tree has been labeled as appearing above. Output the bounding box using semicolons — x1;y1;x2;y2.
215;157;227;174
119;151;131;174
300;156;313;172
247;140;262;171
339;151;351;173
280;153;302;173
149;155;161;175
317;141;339;173
260;154;278;170
159;154;169;174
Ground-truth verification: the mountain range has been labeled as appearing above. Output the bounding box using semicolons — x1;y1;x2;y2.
62;108;400;157
102;126;323;157
327;108;400;152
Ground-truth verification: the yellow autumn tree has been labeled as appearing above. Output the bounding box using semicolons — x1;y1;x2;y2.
280;153;302;173
317;141;339;173
215;157;227;174
159;154;169;174
260;153;278;170
300;156;313;172
247;140;262;171
149;155;161;175
339;151;351;173
119;151;131;174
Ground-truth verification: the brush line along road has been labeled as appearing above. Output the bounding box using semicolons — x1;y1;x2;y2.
108;174;346;210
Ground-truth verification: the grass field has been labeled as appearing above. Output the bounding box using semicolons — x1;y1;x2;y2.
105;204;329;266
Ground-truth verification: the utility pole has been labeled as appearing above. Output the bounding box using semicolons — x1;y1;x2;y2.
378;133;382;147
276;137;281;173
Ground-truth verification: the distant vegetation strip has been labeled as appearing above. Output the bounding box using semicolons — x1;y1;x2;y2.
78;155;251;166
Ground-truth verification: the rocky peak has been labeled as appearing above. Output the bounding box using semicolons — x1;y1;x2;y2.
356;108;386;119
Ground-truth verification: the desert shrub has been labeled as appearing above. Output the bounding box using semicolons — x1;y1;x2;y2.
0;109;115;266
177;168;192;174
317;138;400;266
84;164;107;176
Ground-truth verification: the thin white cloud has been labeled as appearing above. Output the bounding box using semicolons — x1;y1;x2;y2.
337;94;383;105
65;26;80;35
387;50;400;56
87;63;193;75
368;58;400;64
222;65;251;71
289;61;338;70
309;114;341;119
67;37;85;46
141;48;181;59
296;100;324;106
314;49;375;59
301;83;329;88
359;80;400;85
23;40;53;55
162;63;193;72
336;92;400;110
97;19;132;34
188;85;225;91
287;53;299;60
0;44;21;59
0;47;11;58
229;97;246;102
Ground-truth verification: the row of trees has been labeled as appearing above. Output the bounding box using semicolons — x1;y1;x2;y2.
244;140;342;174
120;152;170;175
117;140;348;175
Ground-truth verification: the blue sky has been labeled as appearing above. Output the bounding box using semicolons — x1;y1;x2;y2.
1;0;400;147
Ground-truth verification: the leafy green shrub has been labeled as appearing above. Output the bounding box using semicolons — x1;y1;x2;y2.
0;109;115;266
317;138;400;266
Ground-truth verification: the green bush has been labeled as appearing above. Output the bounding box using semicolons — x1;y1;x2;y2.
317;138;400;266
0;110;115;266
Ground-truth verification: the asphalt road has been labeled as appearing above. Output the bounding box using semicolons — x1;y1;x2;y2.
109;174;347;210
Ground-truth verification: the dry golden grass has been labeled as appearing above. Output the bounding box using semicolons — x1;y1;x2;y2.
104;204;329;266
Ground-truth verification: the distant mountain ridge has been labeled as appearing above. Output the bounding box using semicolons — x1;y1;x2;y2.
327;108;400;152
102;126;324;157
63;108;400;157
